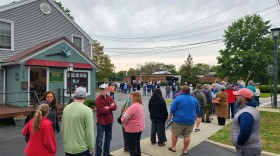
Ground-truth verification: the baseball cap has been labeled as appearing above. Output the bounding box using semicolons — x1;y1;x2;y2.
99;84;108;89
74;87;87;98
233;88;253;98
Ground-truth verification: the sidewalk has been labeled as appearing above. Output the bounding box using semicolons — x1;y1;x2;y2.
111;96;280;156
111;117;228;156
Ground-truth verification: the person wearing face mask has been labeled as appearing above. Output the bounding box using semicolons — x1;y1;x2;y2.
232;88;261;156
95;84;117;156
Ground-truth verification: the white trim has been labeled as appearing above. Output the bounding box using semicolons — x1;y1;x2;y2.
28;66;49;106
90;43;93;59
0;0;37;12
71;34;84;51
0;18;14;51
0;0;94;44
63;69;91;97
3;69;5;104
27;67;30;106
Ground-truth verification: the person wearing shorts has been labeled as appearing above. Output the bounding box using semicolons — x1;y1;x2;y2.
191;84;206;132
168;86;200;155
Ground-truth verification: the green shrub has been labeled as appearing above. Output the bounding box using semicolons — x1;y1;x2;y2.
84;99;96;108
259;85;280;93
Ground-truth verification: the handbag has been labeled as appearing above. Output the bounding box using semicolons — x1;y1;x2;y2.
212;97;221;104
117;114;122;124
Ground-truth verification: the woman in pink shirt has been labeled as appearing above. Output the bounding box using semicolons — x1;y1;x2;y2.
121;92;145;156
109;83;115;100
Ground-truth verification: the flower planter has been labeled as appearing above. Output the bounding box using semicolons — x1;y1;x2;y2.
14;118;26;127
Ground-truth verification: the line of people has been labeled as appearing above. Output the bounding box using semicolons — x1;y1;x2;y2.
22;79;261;156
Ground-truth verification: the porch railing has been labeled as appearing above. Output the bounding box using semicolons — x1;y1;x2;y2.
58;88;72;105
0;91;40;110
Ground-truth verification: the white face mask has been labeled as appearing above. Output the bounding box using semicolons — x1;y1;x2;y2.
237;98;242;105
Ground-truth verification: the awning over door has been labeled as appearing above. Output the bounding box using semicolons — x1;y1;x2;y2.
25;59;93;69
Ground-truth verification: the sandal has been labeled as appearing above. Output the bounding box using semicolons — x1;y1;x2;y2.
168;147;176;152
151;141;157;145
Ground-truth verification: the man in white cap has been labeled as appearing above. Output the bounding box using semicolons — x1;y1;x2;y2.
232;88;261;156
95;84;117;156
62;87;95;156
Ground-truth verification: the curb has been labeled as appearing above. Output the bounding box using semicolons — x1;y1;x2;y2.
206;140;280;156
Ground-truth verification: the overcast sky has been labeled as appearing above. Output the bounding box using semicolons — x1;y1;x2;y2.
1;0;280;72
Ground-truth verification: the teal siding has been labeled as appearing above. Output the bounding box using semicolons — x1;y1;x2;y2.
48;68;65;103
5;64;29;107
89;69;96;99
32;42;89;64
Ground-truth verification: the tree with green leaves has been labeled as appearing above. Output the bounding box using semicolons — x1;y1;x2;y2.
92;40;115;82
136;62;177;75
217;14;274;83
54;0;74;20
108;70;127;81
179;54;196;83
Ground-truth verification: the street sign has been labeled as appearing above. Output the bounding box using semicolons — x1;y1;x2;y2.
267;64;273;76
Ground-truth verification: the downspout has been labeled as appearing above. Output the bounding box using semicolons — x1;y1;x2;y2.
0;59;5;105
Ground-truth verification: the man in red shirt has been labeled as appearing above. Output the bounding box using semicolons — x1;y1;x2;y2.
95;84;117;156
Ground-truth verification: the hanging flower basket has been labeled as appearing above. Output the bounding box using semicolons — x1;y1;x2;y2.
14;114;26;127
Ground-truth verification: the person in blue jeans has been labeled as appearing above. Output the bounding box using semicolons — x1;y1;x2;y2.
95;84;117;156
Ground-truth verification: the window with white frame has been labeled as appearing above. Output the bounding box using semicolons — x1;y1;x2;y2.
72;35;83;50
66;71;90;95
0;20;13;50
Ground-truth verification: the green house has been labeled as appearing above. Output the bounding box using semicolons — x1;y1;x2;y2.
2;37;97;107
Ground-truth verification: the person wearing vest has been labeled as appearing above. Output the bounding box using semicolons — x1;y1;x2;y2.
232;88;261;156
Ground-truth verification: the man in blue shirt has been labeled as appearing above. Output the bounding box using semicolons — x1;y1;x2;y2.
168;86;200;155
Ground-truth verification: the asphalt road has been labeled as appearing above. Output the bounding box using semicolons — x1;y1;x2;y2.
187;141;235;156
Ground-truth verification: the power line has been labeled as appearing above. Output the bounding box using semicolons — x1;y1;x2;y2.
111;0;251;48
108;40;224;57
92;4;278;48
105;39;223;51
92;4;277;42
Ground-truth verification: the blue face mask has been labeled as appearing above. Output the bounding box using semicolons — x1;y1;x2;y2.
126;98;131;107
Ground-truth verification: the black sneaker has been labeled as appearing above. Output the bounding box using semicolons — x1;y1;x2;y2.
194;128;200;132
205;120;211;123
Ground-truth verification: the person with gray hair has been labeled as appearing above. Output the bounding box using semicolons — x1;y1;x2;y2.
191;84;206;132
201;84;213;123
214;86;228;126
62;87;95;156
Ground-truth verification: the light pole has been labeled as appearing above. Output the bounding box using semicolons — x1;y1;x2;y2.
271;28;280;108
267;64;273;106
67;63;74;102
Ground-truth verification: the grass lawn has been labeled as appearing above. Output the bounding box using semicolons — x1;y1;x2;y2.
209;111;280;154
260;93;272;98
165;99;173;104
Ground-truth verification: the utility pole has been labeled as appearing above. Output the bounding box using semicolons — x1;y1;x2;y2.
271;28;280;108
